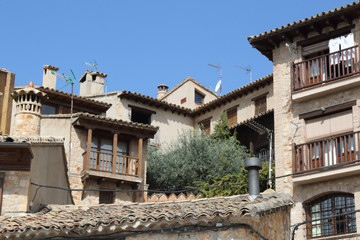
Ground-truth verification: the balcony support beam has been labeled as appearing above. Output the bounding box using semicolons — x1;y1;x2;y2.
112;133;118;174
85;128;92;171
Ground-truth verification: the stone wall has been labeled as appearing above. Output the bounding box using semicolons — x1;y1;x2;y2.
2;171;30;214
126;208;291;240
272;17;360;236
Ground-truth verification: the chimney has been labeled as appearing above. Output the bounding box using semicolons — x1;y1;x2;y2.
12;82;45;137
42;65;59;89
79;71;107;96
157;84;169;99
245;157;262;198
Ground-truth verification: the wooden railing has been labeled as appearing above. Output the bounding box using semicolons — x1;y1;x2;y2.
293;132;360;174
292;45;360;92
83;150;139;177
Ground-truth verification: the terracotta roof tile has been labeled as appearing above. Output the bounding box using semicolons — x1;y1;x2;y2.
73;112;158;133
0;192;293;239
248;1;360;43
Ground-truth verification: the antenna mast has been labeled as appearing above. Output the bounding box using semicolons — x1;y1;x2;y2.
235;65;252;82
208;64;223;95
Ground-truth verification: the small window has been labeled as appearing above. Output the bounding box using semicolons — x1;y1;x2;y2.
129;105;155;125
198;118;211;134
227;108;237;127
41;104;57;115
99;190;114;204
194;90;204;104
254;96;267;115
305;193;356;238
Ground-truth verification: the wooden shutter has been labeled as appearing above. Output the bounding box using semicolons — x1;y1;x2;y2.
199;118;211;134
255;97;267;115
99;191;114;204
306;110;353;140
227;108;237;127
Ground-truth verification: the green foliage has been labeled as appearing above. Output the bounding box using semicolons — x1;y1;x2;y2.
212;111;231;140
147;128;249;191
194;161;275;198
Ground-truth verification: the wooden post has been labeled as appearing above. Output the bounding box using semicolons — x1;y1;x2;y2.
292;143;296;174
112;133;118;174
138;138;143;178
85;128;92;170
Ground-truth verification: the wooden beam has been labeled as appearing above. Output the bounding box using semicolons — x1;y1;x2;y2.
112;133;118;174
138;138;143;179
282;34;293;43
295;29;307;39
341;15;353;25
310;24;322;35
326;19;337;30
85;128;93;171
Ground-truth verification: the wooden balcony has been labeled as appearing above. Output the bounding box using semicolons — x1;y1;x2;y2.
291;45;360;92
293;132;360;175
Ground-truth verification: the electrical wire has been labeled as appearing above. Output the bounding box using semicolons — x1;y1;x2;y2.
30;158;360;196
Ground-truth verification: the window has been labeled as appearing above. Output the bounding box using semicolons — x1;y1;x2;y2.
41;104;57;115
198;118;211;134
305;110;353;140
99;190;114;204
129;105;155;125
90;136;128;172
305;193;356;238
194;90;204;104
227;108;237;127
254;96;267;115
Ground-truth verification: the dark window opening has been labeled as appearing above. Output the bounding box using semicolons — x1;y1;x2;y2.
92;75;97;81
99;190;114;204
305;193;356;238
131;110;151;124
195;90;204;104
41;104;57;115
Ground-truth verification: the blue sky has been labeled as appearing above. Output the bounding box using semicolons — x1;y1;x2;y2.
0;0;354;97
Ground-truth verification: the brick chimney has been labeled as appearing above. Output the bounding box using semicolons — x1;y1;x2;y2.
157;84;169;99
79;71;107;96
42;65;59;89
12;82;45;137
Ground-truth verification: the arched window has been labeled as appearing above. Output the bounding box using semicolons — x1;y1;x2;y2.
304;193;356;238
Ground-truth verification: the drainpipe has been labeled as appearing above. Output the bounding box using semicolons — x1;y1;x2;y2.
245;157;262;198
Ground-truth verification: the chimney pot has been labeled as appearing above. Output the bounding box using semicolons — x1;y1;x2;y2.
42;65;59;89
157;84;169;99
245;157;262;197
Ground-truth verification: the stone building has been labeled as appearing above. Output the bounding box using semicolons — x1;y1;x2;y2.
249;1;360;239
0;191;293;240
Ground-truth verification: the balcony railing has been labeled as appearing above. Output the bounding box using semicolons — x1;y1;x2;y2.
293;132;360;174
292;45;360;92
83;150;139;177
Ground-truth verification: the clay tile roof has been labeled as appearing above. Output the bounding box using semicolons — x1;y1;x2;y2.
0;192;293;239
193;74;273;115
248;1;360;60
73;112;158;134
119;91;192;115
36;86;111;113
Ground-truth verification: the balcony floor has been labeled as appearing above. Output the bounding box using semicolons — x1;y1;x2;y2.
293;163;360;185
81;169;142;183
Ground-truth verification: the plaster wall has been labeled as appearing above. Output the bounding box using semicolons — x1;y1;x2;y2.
161;80;218;109
1;171;29;214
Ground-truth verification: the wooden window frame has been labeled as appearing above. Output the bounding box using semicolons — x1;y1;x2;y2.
304;193;356;238
198;117;212;134
226;106;238;127
194;89;205;105
99;189;114;204
252;93;268;116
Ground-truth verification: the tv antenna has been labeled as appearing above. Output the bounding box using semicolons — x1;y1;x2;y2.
235;65;252;82
208;64;222;95
51;69;76;178
83;60;98;71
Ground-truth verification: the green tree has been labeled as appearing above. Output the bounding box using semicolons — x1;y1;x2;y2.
194;161;275;198
212;111;231;140
147;128;249;191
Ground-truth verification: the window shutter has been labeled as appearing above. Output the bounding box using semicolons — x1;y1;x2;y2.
227;108;237;127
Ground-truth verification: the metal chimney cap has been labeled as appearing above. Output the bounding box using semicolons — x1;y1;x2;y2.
244;157;262;170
